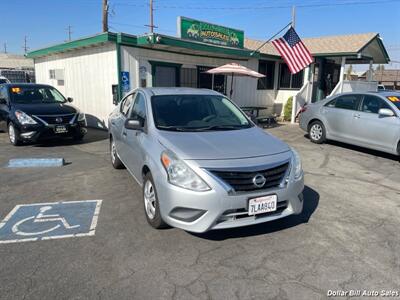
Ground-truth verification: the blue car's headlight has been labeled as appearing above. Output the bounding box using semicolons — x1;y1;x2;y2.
15;110;37;125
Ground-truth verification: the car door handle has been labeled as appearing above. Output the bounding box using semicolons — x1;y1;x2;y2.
111;121;116;125
122;131;127;137
353;113;361;119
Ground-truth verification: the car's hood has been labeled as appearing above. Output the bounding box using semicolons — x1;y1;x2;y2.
157;127;291;160
12;102;78;115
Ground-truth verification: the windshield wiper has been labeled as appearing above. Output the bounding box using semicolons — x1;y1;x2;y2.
157;126;197;131
193;125;248;131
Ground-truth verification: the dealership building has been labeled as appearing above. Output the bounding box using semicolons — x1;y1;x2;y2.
27;17;390;127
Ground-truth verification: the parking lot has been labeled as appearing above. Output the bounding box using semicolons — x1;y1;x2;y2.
0;124;399;300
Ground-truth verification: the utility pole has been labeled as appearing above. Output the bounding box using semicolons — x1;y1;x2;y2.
3;43;7;53
149;0;154;33
102;0;109;32
145;0;157;33
66;25;72;41
22;36;29;54
291;5;296;28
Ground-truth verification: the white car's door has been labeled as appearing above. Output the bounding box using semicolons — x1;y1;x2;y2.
352;95;400;153
322;94;362;142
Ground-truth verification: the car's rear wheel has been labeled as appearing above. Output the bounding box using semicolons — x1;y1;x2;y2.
143;172;167;229
110;138;125;169
8;123;21;146
309;121;326;144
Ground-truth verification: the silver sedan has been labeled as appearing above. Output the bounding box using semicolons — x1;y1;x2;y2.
109;88;304;233
299;92;400;156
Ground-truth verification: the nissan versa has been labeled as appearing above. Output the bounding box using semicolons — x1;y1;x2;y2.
0;84;87;146
109;88;304;233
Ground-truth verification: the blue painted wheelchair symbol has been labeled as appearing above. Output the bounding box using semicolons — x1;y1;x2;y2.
0;200;102;244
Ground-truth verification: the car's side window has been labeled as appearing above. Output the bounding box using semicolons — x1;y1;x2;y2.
325;99;336;108
120;93;135;116
361;95;392;114
334;95;361;111
130;93;147;120
0;86;7;102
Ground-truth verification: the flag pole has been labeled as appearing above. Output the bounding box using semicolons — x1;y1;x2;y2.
250;21;292;56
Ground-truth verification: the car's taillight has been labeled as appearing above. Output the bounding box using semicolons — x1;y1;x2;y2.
299;106;308;113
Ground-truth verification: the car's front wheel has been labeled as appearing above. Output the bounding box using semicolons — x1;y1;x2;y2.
308;121;326;144
143;172;167;229
8;123;21;146
110;138;125;169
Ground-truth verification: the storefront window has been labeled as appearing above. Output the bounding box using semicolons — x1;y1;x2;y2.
278;63;304;89
180;68;197;88
197;66;226;95
257;60;275;90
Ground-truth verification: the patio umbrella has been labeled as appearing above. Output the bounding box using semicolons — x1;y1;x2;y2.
205;63;265;98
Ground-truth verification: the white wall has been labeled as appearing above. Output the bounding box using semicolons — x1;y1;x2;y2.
34;43;117;128
121;46;278;112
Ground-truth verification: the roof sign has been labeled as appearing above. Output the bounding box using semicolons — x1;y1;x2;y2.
178;16;244;49
387;96;400;102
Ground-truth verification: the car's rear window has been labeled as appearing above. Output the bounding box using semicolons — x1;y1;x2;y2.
386;95;400;110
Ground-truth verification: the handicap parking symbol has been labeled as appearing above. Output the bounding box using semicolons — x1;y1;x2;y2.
0;200;102;244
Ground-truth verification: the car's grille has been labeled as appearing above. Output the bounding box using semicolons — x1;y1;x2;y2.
209;162;289;192
34;114;75;125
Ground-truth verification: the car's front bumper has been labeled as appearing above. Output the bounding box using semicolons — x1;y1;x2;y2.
153;153;304;233
16;122;87;142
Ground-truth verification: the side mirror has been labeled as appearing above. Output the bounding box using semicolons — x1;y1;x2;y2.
67;97;73;103
0;98;6;105
378;108;394;117
124;118;144;130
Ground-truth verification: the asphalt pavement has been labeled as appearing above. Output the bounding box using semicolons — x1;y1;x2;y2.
0;125;399;300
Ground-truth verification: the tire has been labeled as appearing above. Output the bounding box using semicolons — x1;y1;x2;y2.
110;138;125;169
143;172;168;229
8;123;21;146
308;121;326;144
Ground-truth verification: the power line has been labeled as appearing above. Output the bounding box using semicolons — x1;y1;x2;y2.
112;0;400;10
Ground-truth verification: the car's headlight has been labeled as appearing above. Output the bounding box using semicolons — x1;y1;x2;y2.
15;110;37;125
161;150;210;192
291;148;303;180
77;113;86;122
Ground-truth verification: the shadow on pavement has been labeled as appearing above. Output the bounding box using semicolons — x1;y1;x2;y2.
33;128;109;148
304;133;399;162
192;185;319;241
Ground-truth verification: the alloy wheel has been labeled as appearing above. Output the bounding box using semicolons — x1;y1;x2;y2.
144;180;156;220
310;124;323;141
111;141;117;164
8;124;16;144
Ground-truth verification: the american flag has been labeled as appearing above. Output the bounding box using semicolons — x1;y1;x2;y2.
272;27;313;74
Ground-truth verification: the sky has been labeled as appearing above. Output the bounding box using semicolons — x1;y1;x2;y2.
1;0;400;69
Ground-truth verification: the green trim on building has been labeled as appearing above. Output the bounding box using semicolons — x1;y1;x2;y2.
27;32;117;58
149;60;182;87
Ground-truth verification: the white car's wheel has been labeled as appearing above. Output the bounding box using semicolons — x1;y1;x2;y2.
309;121;326;144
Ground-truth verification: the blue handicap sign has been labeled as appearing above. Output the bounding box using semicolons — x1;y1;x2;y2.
121;71;130;92
0;200;102;244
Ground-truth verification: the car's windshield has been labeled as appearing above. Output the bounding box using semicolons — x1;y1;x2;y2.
9;86;66;104
0;79;8;84
386;95;400;110
151;94;252;131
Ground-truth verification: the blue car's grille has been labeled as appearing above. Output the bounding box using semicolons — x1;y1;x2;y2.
209;162;289;192
34;114;75;125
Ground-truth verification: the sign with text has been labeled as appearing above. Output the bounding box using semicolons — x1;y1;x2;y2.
178;16;244;49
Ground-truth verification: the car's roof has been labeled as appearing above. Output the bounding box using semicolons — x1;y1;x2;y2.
140;87;222;97
1;83;53;88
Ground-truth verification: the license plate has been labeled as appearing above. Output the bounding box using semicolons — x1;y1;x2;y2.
54;125;68;134
248;195;277;216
